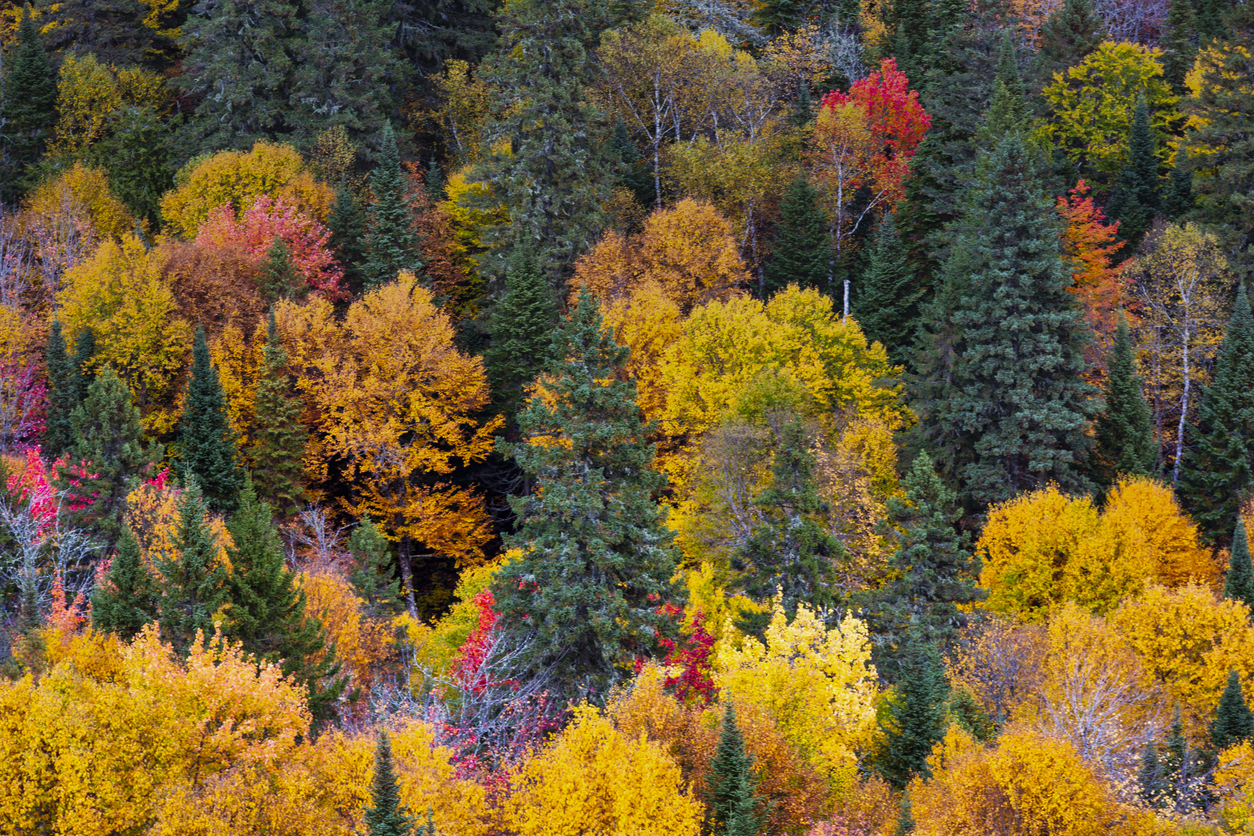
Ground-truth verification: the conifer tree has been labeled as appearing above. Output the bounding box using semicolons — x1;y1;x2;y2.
916;133;1097;511
1092;313;1157;486
257;236;303;302
763;176;830;296
708;704;762;836
1212;669;1254;751
1035;0;1103;83
42;321;76;460
1108;95;1162;251
349;516;404;619
1;4;57;200
1163;163;1196;219
363;122;423;289
1139;741;1165;808
42;0;163;68
180;326;243;515
1178;285;1254;548
249;311;306;514
853;212;920;365
1162;0;1198;92
610;118;654;209
892;792;915;836
70;327;97;399
1164;707;1191;809
90;526;156;640
1225;518;1254;611
491;289;682;702
873;635;950;789
154;482;229;652
329;186;368;296
363;732;414;836
484;243;556;424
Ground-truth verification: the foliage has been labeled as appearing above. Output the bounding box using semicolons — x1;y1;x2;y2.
301;568;397;692
90;525;156;640
1057;180;1129;372
1093;314;1156;486
249;310;306;514
763;176;830;296
179;326;243;515
854;212;921;367
1227;518;1254;611
27;163;136;242
363;122;423;289
1;4;57;200
1211;668;1254;752
363;732;414;836
871;636;950;789
152;485;231;653
484;243;555;421
708;703;764;836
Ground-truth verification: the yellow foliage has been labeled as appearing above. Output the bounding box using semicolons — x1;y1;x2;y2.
49;54;168;161
209;320;263;443
600;279;684;426
442;165;508;264
160;141;334;238
506;706;703;836
1104;476;1220;589
300;570;396;690
714;596;878;787
27;163;135;241
125;480;233;574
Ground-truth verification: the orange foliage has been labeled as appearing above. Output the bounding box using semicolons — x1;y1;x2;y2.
299;570;396;691
1057;180;1130;374
161;240;266;344
404;162;479;317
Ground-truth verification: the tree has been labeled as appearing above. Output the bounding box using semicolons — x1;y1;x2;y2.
179;326;244;515
1107;95;1162;252
1212;669;1254;752
42;321;76;460
1;4;58;201
328;186;368;295
363;732;414;836
491;289;682;701
1139;740;1166;808
852;212;919;365
873;636;950;789
1057;180;1128;369
363;122;423;289
1161;0;1198;91
708;704;762;836
763;176;830;296
257;237;303;303
248;310;306;514
917;134;1097;511
154;484;230;652
484;243;556;422
1035;0;1103;83
1163;163;1196;219
1226;518;1254;611
90;525;156;640
40;0;164;68
349;516;403;618
1093;314;1157;486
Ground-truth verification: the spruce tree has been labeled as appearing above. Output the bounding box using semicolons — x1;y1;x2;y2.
1;4;57;201
42;321;76;460
708;704;762;836
257;236;303;302
95;105;172;227
1035;0;1103;84
1225;518;1254;611
484;243;557;424
71;327;97;399
916;133;1097;511
179;326;243;515
1212;668;1254;751
349;516;403;618
1164;707;1191;809
892;792;915;836
491;289;682;702
154;483;230;652
42;0;164;68
363;122;423;289
1163;162;1196;219
1139;741;1165;808
1162;0;1198;92
762;176;830;296
363;732;414;836
1108;95;1162;252
873;635;950;789
90;525;156;640
853;212;921;365
329;186;368;296
1178;285;1254;549
1092;313;1157;486
249;311;306;514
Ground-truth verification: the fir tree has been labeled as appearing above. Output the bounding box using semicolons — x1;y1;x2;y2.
1;4;57;201
610;118;655;210
1211;668;1254;751
95;105;173;228
42;321;76;460
257;236;303;302
873;635;950;789
853;212;921;365
363;732;414;836
1163;162;1196;219
1092;313;1157;486
363;122;423;289
708;704;762;836
1108;95;1162;252
70;327;97;399
154;483;230;652
1162;0;1198;92
1164;708;1190;809
491;289;682;702
1225;518;1254;610
1178;285;1254;549
763;176;830;296
484;243;556;423
1139;740;1165;808
349;516;404;618
42;0;164;68
1035;0;1103;83
329;186;368;296
916;133;1097;512
90;525;156;641
892;791;915;836
179;326;243;515
249;310;306;514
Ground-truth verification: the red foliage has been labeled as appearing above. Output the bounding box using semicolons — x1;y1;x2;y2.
1057;180;1130;374
452;589;500;693
0;358;45;451
47;571;86;634
7;448;95;540
657;608;717;705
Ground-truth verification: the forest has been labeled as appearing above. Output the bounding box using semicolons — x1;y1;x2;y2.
0;0;1252;830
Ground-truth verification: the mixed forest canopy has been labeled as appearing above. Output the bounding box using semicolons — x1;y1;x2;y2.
2;0;1254;831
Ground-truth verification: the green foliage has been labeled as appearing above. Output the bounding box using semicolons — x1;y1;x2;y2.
330;185;369;296
249;311;306;515
853;212;920;365
1225;518;1254;611
349;516;404;619
1139;740;1165;808
484;242;556;423
1163;162;1196;219
95;105;173;228
1178;285;1254;548
154;483;230;653
363;732;414;836
1035;0;1103;84
1092;314;1157;486
90;525;156;640
2;4;58;200
873;636;950;789
1107;96;1162;251
763;176;830;297
1211;668;1254;751
491;289;681;702
179;326;243;515
363;122;423;289
257;237;304;303
708;704;762;836
1161;0;1198;91
42;0;165;68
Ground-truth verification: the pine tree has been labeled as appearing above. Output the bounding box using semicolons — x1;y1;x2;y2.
484;243;557;423
227;475;346;725
1035;0;1103;83
1108;95;1162;252
916;133;1097;512
363;732;414;836
708;704;762;836
363;122;423;289
90;525;156;640
349;516;403;618
1162;0;1198;92
853;212;921;365
329;186;369;296
42;321;76;460
1139;741;1165;808
491;289;682;702
1092;313;1157;486
1225;518;1254;610
1213;669;1254;751
249;311;306;514
873;635;950;789
1;4;57;200
179;326;243;515
1178;285;1254;549
154;483;230;652
257;236;303;302
763;176;831;296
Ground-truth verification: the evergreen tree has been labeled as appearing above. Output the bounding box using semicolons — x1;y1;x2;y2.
2;4;57;201
1225;518;1254;610
179;326;243;515
763;176;830;296
1092;313;1157;486
1139;740;1165;808
42;0;166;68
993;30;1028;127
249;311;306;514
1162;0;1198;92
349;516;403;618
70;327;97;399
363;732;414;836
1211;668;1254;751
1035;0;1103;83
1107;95;1162;251
1178;285;1254;548
484;243;556;423
42;321;76;460
95;105;173;228
154;483;230;652
1163;162;1196;219
708;704;762;836
873;635;950;789
1164;707;1191;809
90;525;156;640
329;186;369;296
892;791;915;836
853;212;921;365
363;122;423;289
491;289;682;702
610;118;654;210
916;133;1097;512
257;236;303;302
